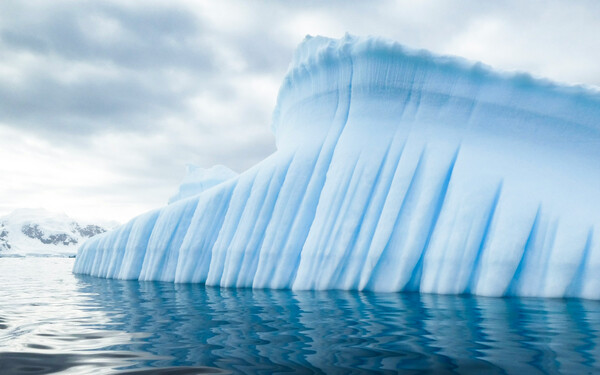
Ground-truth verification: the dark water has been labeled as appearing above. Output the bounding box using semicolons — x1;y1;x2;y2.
0;258;599;374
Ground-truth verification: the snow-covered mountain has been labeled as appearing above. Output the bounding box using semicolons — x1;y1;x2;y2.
168;164;238;204
0;209;116;256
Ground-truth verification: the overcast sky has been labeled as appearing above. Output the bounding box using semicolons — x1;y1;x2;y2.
1;0;599;222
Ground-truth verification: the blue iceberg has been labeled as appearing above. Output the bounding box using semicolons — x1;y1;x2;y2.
74;35;600;299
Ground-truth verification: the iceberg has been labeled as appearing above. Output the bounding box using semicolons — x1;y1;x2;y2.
74;35;600;299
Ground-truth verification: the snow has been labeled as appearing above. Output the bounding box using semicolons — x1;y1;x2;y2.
1;208;115;256
74;35;600;299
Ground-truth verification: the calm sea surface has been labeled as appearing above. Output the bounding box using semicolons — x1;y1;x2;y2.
0;257;599;374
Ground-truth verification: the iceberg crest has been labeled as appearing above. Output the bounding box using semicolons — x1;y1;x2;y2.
74;35;600;299
168;164;238;204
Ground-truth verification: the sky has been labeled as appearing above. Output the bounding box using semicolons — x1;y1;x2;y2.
1;0;599;223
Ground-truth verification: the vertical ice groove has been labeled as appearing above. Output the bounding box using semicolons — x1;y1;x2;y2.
345;138;407;290
219;167;277;286
251;150;320;289
255;42;355;289
118;210;160;280
315;158;366;288
205;170;259;286
406;147;460;292
329;140;395;288
362;148;426;290
255;69;348;289
426;203;461;294
566;230;593;297
535;219;560;296
182;184;237;283
294;155;361;289
404;66;424;120
95;232;114;277
158;199;200;281
234;153;295;287
173;195;210;282
90;234;109;277
278;85;353;288
292;53;356;290
105;221;134;278
139;199;199;281
504;207;542;296
466;181;503;293
257;82;347;288
398;66;416;119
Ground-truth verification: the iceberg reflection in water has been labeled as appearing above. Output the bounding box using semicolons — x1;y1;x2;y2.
78;275;600;374
1;258;599;374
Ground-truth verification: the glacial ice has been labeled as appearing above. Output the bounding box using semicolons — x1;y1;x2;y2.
168;165;238;204
74;35;600;299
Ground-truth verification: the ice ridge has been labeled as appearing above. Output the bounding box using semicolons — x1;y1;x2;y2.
74;35;600;299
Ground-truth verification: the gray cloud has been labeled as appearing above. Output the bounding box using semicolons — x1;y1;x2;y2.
1;2;209;69
0;0;282;143
0;0;598;221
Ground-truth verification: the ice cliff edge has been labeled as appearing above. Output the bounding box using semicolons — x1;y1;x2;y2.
74;35;600;299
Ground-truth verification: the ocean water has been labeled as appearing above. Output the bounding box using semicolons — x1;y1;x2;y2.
0;257;599;374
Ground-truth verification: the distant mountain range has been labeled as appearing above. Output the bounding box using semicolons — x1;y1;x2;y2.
0;209;117;256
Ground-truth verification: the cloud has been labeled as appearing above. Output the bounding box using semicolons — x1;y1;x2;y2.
0;0;598;221
0;2;216;138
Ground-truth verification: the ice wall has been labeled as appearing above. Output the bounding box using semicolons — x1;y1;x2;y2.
74;35;600;299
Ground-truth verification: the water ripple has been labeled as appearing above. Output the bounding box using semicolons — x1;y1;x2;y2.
0;257;599;374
